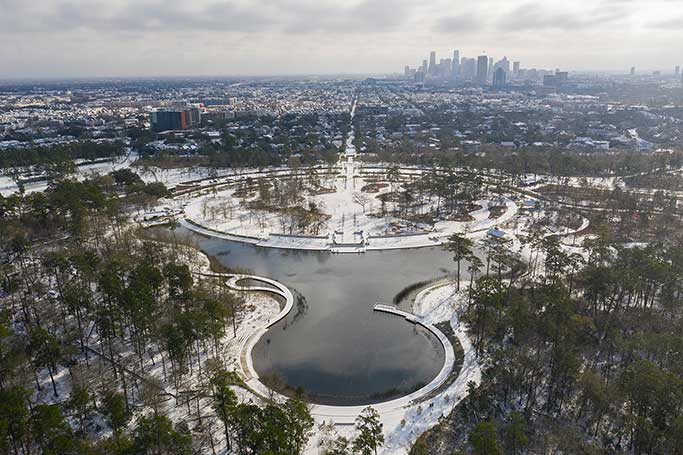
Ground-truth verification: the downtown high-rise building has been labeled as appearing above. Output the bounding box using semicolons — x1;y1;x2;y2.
493;67;507;88
477;55;489;84
444;58;453;77
428;51;437;75
513;61;521;78
461;58;476;80
676;66;681;77
501;57;510;75
452;50;461;77
630;66;636;76
493;57;510;82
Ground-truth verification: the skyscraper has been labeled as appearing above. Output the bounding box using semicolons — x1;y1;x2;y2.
630;66;636;76
501;57;511;75
493;57;511;79
452;50;461;77
676;66;681;77
428;51;437;75
441;58;452;78
513;61;521;78
477;55;489;84
493;67;506;88
461;58;476;80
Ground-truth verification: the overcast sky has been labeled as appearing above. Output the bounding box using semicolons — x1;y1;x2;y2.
1;0;681;78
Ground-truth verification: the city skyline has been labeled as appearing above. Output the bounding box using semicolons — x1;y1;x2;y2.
1;0;682;78
404;48;681;88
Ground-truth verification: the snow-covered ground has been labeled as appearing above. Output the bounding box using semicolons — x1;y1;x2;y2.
180;192;519;252
179;157;521;252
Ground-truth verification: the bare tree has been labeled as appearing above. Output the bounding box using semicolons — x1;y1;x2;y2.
353;192;371;213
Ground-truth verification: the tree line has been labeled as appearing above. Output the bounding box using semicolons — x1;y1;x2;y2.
0;141;124;172
415;231;683;454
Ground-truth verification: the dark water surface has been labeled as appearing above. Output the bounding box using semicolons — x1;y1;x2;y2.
179;228;460;405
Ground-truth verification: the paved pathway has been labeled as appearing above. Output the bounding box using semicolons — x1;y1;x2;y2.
179;196;520;253
195;269;483;454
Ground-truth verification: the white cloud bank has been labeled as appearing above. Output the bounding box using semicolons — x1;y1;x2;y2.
0;0;681;77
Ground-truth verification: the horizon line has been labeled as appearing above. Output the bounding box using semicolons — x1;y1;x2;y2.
1;69;677;84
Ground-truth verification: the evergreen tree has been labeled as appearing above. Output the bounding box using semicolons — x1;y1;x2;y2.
131;415;193;455
470;421;500;455
443;233;474;291
352;407;384;455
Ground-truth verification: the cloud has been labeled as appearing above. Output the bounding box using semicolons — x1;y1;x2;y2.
433;13;483;34
497;2;630;31
106;0;278;33
280;0;414;34
0;0;681;77
0;0;414;35
647;15;683;29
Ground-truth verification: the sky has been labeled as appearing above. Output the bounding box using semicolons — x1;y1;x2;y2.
1;0;682;78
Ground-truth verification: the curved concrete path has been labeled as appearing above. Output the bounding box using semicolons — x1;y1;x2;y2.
195;270;486;454
179;196;519;253
379;281;483;453
196;271;294;385
199;271;467;428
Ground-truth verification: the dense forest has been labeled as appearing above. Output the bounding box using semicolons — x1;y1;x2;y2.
0;141;125;171
0;170;387;455
412;233;683;454
361;145;683;178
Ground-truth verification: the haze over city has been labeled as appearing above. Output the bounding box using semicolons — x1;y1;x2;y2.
1;0;682;78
